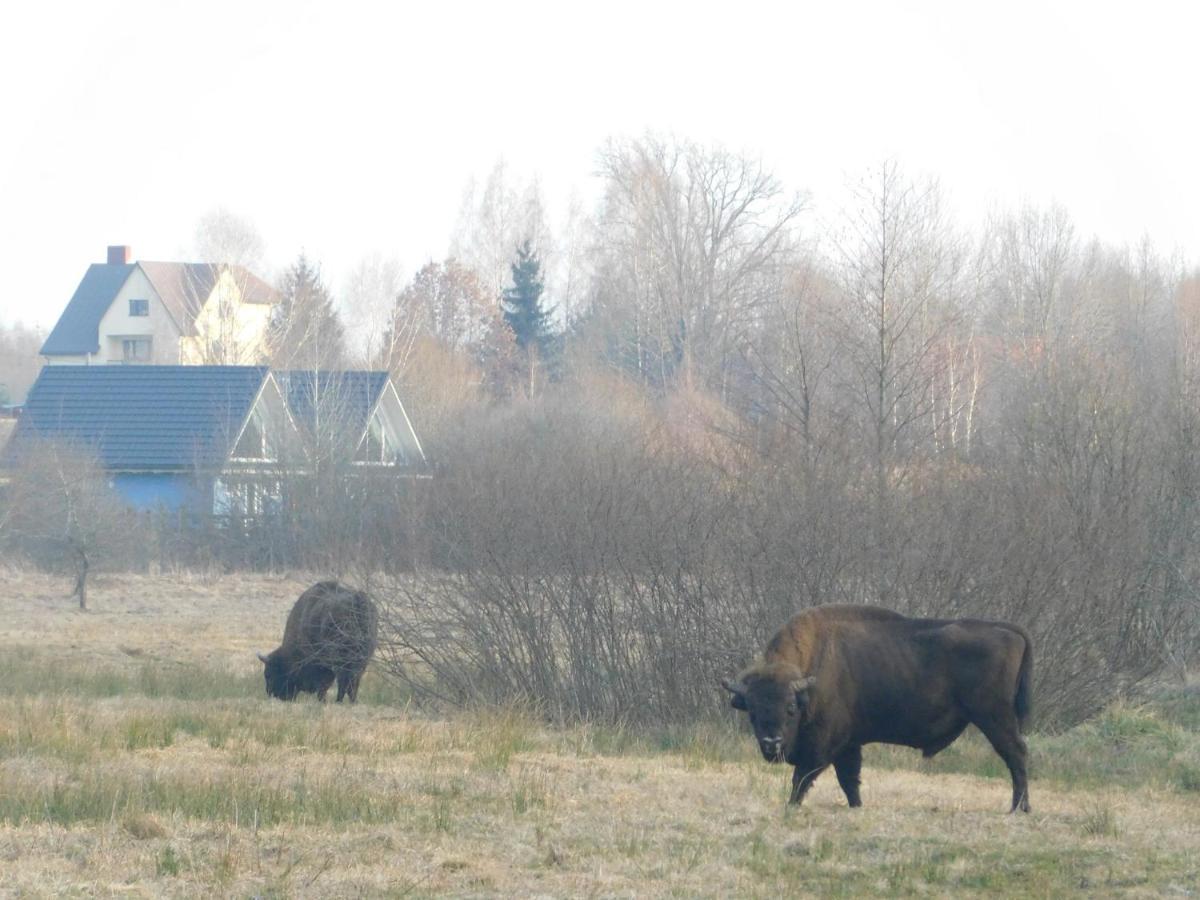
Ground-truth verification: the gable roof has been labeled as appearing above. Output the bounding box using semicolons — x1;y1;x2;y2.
4;365;273;471
40;264;135;355
41;262;279;356
278;370;390;439
277;370;425;466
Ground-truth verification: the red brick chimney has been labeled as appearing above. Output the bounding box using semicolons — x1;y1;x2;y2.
107;245;132;265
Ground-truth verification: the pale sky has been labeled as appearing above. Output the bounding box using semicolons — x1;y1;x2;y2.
2;0;1197;331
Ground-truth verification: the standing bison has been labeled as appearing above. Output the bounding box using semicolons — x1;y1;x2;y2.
722;605;1032;812
258;581;378;703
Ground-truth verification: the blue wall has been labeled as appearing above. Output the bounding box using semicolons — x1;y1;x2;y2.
111;473;207;512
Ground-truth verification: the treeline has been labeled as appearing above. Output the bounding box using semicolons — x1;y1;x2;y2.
5;136;1200;728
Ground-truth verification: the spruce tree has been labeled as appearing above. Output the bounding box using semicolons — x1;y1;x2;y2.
268;253;346;369
501;240;554;355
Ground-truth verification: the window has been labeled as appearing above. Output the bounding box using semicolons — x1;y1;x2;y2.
355;417;390;463
233;416;265;459
129;298;149;316
122;338;152;362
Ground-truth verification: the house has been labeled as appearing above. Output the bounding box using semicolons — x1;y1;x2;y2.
40;245;278;366
3;365;297;514
277;370;426;468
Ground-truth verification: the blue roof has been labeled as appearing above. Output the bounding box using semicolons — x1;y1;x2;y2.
41;264;134;355
278;370;389;439
4;366;270;471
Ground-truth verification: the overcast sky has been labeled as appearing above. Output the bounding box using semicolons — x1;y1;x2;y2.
2;0;1197;331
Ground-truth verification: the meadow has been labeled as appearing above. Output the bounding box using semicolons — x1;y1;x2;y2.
0;569;1197;898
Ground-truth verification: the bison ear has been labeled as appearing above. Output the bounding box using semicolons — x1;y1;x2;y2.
720;677;748;711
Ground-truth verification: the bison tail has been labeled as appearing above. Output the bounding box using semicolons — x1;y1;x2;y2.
1014;633;1033;731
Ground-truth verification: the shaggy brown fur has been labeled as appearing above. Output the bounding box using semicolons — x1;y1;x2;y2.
722;605;1032;812
259;581;378;703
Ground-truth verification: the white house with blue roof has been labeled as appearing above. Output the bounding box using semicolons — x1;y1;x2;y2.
3;365;427;515
41;245;277;367
3;365;297;514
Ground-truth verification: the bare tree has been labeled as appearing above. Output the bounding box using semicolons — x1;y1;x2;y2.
342;253;405;366
187;209;275;365
4;441;136;610
451;160;552;301
588;134;806;393
193;207;267;272
0;321;45;404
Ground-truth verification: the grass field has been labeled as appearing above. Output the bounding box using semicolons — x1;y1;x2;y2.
0;569;1197;897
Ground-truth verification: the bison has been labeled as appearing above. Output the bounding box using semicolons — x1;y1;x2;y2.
257;581;378;703
722;605;1032;812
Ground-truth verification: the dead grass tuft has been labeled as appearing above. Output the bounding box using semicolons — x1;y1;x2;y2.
123;812;169;840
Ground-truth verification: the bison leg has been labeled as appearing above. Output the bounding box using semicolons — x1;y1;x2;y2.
335;671;360;703
789;763;828;805
316;671;335;703
833;745;863;808
974;716;1031;813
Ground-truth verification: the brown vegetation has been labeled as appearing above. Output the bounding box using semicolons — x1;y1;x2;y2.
0;571;1196;897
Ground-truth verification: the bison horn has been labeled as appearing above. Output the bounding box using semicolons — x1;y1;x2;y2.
790;675;816;693
720;677;744;696
257;651;269;663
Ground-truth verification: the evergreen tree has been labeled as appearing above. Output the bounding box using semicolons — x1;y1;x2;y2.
268;253;346;369
501;240;554;355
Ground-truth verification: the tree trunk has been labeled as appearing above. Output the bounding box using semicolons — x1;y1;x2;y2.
74;549;89;611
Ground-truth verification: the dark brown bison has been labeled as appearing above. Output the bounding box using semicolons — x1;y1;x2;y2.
722;605;1032;812
257;581;378;703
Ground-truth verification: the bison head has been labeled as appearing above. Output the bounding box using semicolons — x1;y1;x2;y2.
258;651;299;701
721;664;816;763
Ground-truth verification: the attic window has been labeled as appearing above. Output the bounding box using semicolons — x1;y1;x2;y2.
234;416;266;459
355;417;389;463
129;298;149;316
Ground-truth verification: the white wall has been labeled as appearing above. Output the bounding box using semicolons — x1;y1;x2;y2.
179;269;273;365
95;268;182;364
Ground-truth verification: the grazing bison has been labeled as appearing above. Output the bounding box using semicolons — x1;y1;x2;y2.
258;581;378;703
722;605;1032;812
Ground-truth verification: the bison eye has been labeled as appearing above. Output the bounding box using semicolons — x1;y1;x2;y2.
786;703;797;716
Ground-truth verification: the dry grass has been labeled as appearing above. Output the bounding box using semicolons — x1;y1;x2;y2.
0;569;1197;897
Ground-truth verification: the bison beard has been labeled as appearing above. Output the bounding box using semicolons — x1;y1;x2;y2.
722;605;1032;813
258;581;378;703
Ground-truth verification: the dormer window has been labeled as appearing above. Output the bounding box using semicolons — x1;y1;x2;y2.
129;298;149;316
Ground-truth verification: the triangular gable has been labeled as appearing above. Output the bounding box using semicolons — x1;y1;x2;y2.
278;370;425;467
138;262;221;337
366;378;426;466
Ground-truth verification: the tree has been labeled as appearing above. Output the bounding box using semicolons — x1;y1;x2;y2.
193;207;266;272
4;441;135;610
0;321;45;404
268;254;346;369
588;135;806;392
501;240;557;394
451;160;552;301
384;259;497;364
342;253;404;367
503;241;554;350
189;209;273;365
